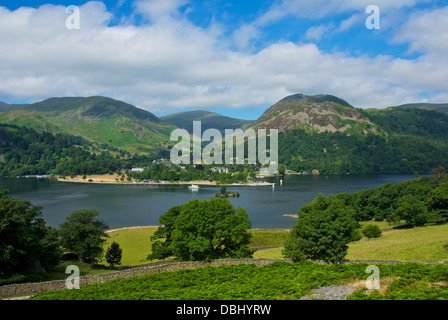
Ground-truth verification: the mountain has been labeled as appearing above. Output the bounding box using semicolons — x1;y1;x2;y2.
0;102;22;113
0;102;9;112
0;96;176;154
161;110;254;134
251;94;379;135
252;93;448;174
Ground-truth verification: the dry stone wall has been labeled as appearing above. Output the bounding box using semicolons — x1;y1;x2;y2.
0;258;288;298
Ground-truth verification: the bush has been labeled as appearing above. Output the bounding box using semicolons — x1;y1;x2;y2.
350;228;363;242
361;224;382;238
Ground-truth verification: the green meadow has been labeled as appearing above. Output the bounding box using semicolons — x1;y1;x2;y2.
99;223;448;268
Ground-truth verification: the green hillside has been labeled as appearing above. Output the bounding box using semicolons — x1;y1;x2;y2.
0;96;176;155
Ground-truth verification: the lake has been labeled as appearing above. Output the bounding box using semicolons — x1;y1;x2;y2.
0;174;421;230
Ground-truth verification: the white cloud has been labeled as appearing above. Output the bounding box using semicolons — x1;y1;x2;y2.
338;13;364;31
0;1;446;116
233;23;260;50
305;25;329;41
393;6;448;58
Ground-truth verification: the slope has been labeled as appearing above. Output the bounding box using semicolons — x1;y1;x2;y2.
251;93;379;135
0;96;176;155
394;103;448;114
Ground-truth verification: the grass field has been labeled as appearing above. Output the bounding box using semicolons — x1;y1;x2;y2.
99;228;290;267
347;223;448;263
101;227;158;266
98;223;448;266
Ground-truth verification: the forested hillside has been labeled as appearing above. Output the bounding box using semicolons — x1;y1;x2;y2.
0;124;125;177
278;128;448;174
312;174;448;224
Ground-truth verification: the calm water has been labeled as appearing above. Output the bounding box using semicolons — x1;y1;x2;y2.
0;174;420;230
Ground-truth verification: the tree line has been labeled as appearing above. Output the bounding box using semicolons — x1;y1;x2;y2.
127;164;258;184
0;124;170;178
278;129;448;174
0;190;120;285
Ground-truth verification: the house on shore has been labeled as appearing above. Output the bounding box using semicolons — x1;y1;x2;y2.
211;167;230;174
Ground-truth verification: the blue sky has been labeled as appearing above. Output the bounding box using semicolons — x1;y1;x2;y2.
1;0;447;120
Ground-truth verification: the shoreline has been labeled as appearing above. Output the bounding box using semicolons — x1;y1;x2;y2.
57;176;274;187
106;226;160;233
106;226;292;233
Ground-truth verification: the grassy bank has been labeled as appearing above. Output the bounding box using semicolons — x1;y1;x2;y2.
347;223;448;263
102;227;158;266
99;228;290;267
99;223;448;265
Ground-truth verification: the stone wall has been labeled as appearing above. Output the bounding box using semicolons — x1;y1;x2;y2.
1;258;444;298
0;258;288;298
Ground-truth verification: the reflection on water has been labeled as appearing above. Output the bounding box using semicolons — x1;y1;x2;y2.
0;174;420;230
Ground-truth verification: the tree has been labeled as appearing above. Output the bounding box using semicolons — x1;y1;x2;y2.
391;195;428;226
433;166;446;176
59;209;109;263
220;186;227;195
0;190;61;278
149;199;253;261
283;194;358;262
430;182;448;221
147;205;183;260
105;241;122;268
278;164;286;175
40;225;64;270
361;224;382;238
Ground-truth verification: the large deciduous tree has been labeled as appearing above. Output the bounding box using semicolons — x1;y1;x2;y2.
59;209;109;263
283;194;359;262
148;198;253;261
147;204;183;261
0;190;62;278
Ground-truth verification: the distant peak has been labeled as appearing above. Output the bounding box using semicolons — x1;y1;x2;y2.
279;94;353;108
